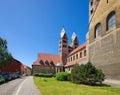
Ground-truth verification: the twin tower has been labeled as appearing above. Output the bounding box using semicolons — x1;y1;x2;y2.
59;28;79;64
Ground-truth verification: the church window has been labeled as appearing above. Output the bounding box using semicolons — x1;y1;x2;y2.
90;0;93;6
106;11;116;31
94;23;102;38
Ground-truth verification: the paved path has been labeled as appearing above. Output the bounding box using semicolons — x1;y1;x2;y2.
103;79;120;88
0;76;41;95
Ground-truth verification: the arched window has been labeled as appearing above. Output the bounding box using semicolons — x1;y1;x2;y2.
106;11;116;30
80;52;82;58
94;23;102;38
45;60;49;65
50;61;54;66
39;60;44;65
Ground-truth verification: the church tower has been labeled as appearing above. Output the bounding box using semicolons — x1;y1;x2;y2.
89;0;100;22
70;32;79;49
59;28;68;65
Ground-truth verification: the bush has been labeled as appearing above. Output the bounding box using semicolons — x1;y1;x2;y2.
34;73;55;78
71;62;105;85
55;72;70;81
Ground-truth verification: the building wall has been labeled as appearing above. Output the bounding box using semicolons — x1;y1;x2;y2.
88;0;120;80
32;65;56;74
67;48;86;63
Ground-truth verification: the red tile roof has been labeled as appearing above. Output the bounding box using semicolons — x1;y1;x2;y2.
32;53;63;66
65;57;87;67
68;43;86;57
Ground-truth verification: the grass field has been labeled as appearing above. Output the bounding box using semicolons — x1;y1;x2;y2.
34;77;120;95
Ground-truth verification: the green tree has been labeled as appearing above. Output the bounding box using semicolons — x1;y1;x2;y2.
71;62;105;85
0;37;12;68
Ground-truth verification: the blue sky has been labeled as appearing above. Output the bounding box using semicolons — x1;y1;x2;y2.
0;0;88;67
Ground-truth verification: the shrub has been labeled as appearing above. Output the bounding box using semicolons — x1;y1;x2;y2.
71;62;105;85
34;73;54;78
55;72;70;81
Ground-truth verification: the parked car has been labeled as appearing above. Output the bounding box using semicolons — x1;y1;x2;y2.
0;75;5;83
2;73;11;81
15;73;20;78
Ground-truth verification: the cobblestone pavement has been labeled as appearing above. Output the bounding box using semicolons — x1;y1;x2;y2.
103;79;120;88
0;76;41;95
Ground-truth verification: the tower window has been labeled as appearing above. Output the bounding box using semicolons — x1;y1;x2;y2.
91;0;93;6
106;11;116;31
63;45;67;47
94;23;102;38
90;9;93;15
107;0;109;3
84;50;86;56
63;40;67;43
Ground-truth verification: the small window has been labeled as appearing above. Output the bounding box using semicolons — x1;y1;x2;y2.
107;0;108;3
90;9;93;14
63;40;67;43
63;45;67;47
94;23;102;38
76;54;78;59
80;52;82;58
39;60;44;65
50;61;54;65
71;57;72;61
91;0;93;6
73;56;75;60
45;60;49;65
106;11;116;31
84;50;86;56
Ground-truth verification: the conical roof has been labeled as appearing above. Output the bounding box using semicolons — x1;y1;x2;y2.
71;32;77;41
60;28;66;38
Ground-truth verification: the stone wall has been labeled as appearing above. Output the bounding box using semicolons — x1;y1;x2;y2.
32;65;56;74
88;0;120;80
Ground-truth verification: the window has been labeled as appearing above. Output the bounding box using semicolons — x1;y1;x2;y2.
71;57;72;61
94;23;102;38
39;60;44;65
50;61;54;66
45;60;49;65
106;11;116;31
84;50;86;56
80;52;82;58
91;0;93;6
63;45;67;47
73;56;75;60
107;0;108;3
63;40;67;43
76;54;78;59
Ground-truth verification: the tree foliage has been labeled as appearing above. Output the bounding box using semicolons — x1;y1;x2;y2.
71;62;105;85
0;37;12;68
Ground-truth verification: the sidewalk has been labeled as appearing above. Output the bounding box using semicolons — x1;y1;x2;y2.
103;79;120;88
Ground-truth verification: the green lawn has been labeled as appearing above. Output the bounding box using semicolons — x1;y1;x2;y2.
34;77;120;95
